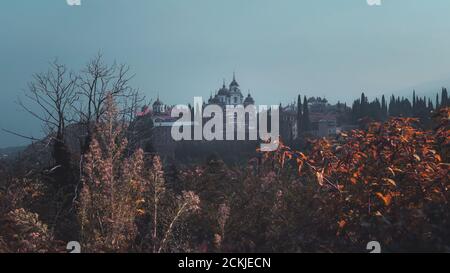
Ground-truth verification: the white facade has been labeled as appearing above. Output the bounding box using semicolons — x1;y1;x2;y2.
209;74;249;106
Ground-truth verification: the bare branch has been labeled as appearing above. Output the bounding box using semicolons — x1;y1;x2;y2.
2;128;41;142
19;58;78;142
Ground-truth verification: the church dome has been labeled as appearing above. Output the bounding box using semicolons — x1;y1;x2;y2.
153;98;163;106
152;97;166;114
217;82;229;96
209;96;220;104
229;73;242;98
244;93;255;105
229;73;239;88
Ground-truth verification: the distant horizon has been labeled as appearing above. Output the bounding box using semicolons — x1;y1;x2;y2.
1;67;449;149
2;0;450;147
0;77;447;150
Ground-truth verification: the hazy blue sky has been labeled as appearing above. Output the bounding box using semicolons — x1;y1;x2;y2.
1;0;450;147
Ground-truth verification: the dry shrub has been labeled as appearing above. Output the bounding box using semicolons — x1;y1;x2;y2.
78;94;200;252
0;208;61;253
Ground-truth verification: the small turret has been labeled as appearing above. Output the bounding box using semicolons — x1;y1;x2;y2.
152;96;165;114
244;92;255;106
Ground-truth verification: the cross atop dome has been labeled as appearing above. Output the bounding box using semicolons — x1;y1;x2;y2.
208;73;249;106
230;72;239;87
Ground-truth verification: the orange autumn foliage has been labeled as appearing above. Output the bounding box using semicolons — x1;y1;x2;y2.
252;112;449;251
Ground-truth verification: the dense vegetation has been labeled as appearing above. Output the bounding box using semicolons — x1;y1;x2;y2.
0;100;448;252
0;56;448;253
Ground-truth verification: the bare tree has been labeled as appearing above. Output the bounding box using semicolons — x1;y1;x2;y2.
76;53;144;151
16;60;80;239
19;60;78;143
18;59;78;163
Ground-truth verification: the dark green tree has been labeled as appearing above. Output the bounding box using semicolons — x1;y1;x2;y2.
302;96;310;132
441;87;448;107
296;94;303;134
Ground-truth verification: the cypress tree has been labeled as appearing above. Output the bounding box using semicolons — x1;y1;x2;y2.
296;94;303;134
360;92;367;118
428;98;433;111
389;95;395;117
442;87;448;107
302;96;310;132
381;95;388;120
436;93;440;109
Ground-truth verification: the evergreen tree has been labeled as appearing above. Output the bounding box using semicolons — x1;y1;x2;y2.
373;98;382;120
360;92;368;118
388;95;395;117
351;99;361;122
302;96;310;132
428;98;433;111
381;95;388;120
296;94;303;135
436;93;440;109
441;87;448;107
